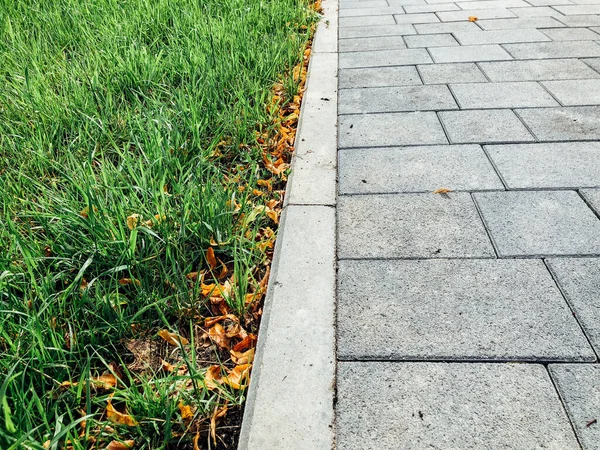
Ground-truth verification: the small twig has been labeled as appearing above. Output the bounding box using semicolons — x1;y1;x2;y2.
586;418;597;427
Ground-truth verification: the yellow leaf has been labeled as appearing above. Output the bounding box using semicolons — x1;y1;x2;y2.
106;440;135;450
178;401;194;421
158;329;189;346
118;278;140;287
468;16;478;21
106;401;138;427
206;247;217;270
126;214;140;230
433;187;453;194
230;348;255;365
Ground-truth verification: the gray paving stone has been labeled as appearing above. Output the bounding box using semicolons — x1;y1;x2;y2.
339;35;407;52
339;6;406;17
404;3;460;12
543;79;600;106
339;48;432;68
581;188;600;214
509;6;566;16
550;364;600;450
337;363;581;450
338;193;494;258
450;81;559;108
556;14;600;25
387;0;430;5
339;66;422;88
477;16;567;29
439;109;535;144
429;44;512;62
338;259;594;360
504;41;600;59
339;85;457;114
437;8;518;21
527;0;574;5
584;57;600;72
404;33;459;47
474;190;600;256
547;258;600;354
340;0;389;8
414;21;482;33
540;27;600;40
339;111;448;148
339;15;396;27
338;145;503;194
486;142;600;189
479;59;600;81
517;106;600;141
392;12;442;23
418;62;488;83
555;3;600;12
453;29;551;45
339;24;417;38
456;0;531;8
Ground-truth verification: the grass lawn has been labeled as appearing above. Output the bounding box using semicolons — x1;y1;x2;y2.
0;0;317;448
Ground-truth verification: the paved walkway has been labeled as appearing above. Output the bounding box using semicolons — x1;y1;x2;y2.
335;1;600;448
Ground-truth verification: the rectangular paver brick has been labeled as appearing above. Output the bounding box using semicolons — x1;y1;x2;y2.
418;62;487;83
555;14;600;25
584;57;600;73
485;142;600;189
340;0;389;8
429;44;512;62
517;106;600;141
509;6;565;16
479;59;600;81
339;66;422;88
338;193;494;258
339;85;458;114
404;33;459;47
392;12;441;23
474;190;600;256
477;16;567;29
540;27;600;40
456;0;531;8
547;258;600;354
337;259;595;360
439;109;535;143
338;145;503;194
549;365;600;450
339;36;407;52
437;8;518;21
339;48;432;68
453;29;551;45
339;24;417;38
542;79;600;105
414;21;482;33
339;111;448;148
555;4;600;13
339;15;396;27
450;81;559;108
337;363;581;450
404;3;461;13
504;41;600;59
339;6;406;17
581;188;600;215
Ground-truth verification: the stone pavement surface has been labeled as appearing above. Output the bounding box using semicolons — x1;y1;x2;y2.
336;0;600;448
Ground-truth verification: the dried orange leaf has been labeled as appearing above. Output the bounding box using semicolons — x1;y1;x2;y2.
106;401;138;427
162;359;175;372
205;365;222;390
208;323;231;349
206;247;217;270
433;187;453;194
233;334;257;352
468;15;478;21
230;348;255;365
126;214;140;230
178;401;194;421
210;404;228;443
193;433;201;450
118;278;140;287
222;364;252;389
158;329;189;346
106;440;135;450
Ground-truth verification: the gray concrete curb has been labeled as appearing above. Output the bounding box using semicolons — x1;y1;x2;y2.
237;1;338;449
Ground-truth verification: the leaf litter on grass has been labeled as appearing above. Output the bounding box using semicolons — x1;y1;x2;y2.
0;0;320;448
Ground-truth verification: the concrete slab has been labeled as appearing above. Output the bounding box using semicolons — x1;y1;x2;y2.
547;257;600;354
581;188;600;215
509;5;566;16
504;41;600;59
414;21;482;33
339;85;457;114
477;16;567;28
339;14;396;27
453;29;551;45
339;111;448;147
338;145;504;194
456;0;531;8
474;190;600;257
556;14;600;25
439;109;535;144
517;106;600;141
337;362;581;449
339;6;406;17
543;79;600;106
339;24;417;38
392;12;441;24
337;193;495;258
337;259;595;360
404;3;461;12
418;62;487;83
550;364;600;450
450;81;559;109
555;3;600;12
485;142;600;189
429;44;512;62
339;48;432;68
540;26;600;40
404;33;459;47
584;57;600;72
339;35;406;52
437;8;518;21
339;66;421;88
479;59;600;81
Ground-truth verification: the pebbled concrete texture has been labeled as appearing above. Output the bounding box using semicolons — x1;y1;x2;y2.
478;58;600;81
485;142;600;189
338;66;421;88
550;364;600;450
542;79;600;106
547;257;600;354
337;259;595;361
439;109;535;143
338;193;495;259
418;62;487;83
449;81;559;108
581;188;600;215
339;48;432;69
474;190;600;257
517;106;600;141
338;145;504;194
337;362;581;449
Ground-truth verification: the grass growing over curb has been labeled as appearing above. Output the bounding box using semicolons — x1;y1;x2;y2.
0;0;317;448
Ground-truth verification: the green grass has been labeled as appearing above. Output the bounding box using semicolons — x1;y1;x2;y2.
0;0;316;448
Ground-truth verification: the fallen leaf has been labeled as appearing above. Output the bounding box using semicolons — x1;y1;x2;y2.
210;404;228;443
126;214;140;230
178;401;194;421
193;433;201;450
106;440;135;450
162;359;175;372
232;334;257;352
433;187;453;194
118;278;140;287
223;364;252;389
206;247;217;270
106;401;138;427
468;16;478;21
205;365;222;390
158;329;189;346
208;323;231;349
230;348;255;365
